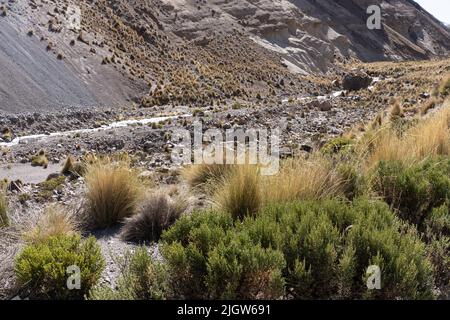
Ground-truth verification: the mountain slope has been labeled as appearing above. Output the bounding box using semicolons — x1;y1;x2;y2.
0;0;449;113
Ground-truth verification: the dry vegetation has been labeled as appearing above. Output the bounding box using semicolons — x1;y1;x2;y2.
83;160;142;229
364;99;450;168
0;187;8;228
23;205;78;245
120;193;187;242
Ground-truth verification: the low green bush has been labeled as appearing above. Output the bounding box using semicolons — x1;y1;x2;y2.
161;199;435;299
90;247;168;300
162;211;285;299
427;236;450;297
426;205;450;238
15;235;104;299
373;157;450;229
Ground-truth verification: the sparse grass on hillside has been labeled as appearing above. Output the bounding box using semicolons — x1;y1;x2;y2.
84;159;142;229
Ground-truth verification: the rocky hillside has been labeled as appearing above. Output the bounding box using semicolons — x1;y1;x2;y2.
0;0;449;113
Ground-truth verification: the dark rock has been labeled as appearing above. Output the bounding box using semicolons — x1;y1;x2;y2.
300;144;313;153
342;72;372;91
8;180;23;192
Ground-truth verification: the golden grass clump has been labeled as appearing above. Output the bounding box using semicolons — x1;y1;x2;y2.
84;159;142;229
214;165;262;220
263;156;343;203
182;163;234;190
438;76;450;96
24;204;77;244
364;102;450;168
0;188;9;228
61;155;75;175
420;98;437;115
389;102;404;119
61;155;86;177
31;150;49;168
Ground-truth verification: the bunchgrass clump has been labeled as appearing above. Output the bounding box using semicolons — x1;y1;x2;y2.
24;205;77;244
363;104;450;168
182;163;234;190
120;193;187;242
263;156;343;203
214;165;262;220
84;160;142;229
31;150;49;168
0;188;8;228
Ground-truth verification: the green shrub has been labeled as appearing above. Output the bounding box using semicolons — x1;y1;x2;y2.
336;163;366;200
373;157;450;228
427;236;450;297
90;247;168;300
162;199;434;299
426;205;450;239
14;235;104;299
161;211;285;299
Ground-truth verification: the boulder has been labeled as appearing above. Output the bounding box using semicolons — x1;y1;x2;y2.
342;72;373;91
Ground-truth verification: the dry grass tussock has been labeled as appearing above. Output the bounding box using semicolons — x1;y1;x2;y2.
84;159;143;229
23;204;78;244
120;193;188;242
263;156;344;203
182;163;234;190
212;157;346;219
214;165;262;220
363;100;450;169
0;187;8;228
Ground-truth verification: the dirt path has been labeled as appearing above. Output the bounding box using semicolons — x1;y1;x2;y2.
0;163;61;184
